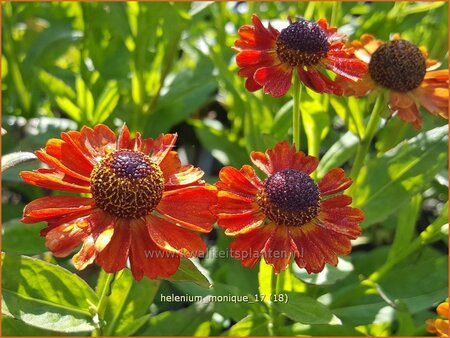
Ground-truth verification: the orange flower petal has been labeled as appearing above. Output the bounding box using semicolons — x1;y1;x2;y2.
20;169;91;193
321;195;353;209
318;168;352;196
60;131;97;168
217;190;258;214
229;224;275;268
236;50;276;67
146;215;206;257
234;14;278;51
254;63;293;97
157;185;217;233
218;210;265;236
435;319;449;337
322;54;368;81
250;141;319;176
159;151;204;187
437;302;449;318
318;206;363;239
263;225;292;273
216;165;261;198
298;67;343;95
245;76;263;92
290;225;326;273
129;222;180;280
22;196;95;223
149;134;177;164
80;124;117;160
35;150;90;182
96;219;131;273
117;124;131;150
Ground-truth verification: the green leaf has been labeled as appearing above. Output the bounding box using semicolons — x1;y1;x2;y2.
75;76;94;123
92;80;120;124
1;152;37;172
354;126;448;227
317;131;358;178
96;269;160;336
55;96;83;122
330;96;365;138
191;119;249;168
278;322;364;336
293;258;354;286
272;292;333;324
2;219;47;255
2;317;59;336
257;260;272;303
1;253;98;333
225;314;271;336
37;70;76;100
387;194;422;261
136;302;213;336
166;258;211;288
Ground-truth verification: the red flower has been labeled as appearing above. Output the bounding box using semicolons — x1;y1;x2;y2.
20;124;217;281
233;14;368;97
336;34;449;129
216;141;363;273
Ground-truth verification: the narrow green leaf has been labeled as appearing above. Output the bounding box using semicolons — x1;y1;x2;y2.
92;80;120;124
1;253;98;333
166;258;211;288
55;97;83;122
37;70;76;100
258;260;272;303
75;76;94;123
272;292;333;324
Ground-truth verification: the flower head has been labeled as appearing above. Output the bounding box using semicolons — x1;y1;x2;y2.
215;141;363;273
336;34;449;128
20;124;217;281
426;301;449;337
233;14;368;97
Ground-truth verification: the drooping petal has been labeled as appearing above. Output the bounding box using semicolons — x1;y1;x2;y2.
415;76;449;120
146;215;206;257
318;168;352;196
389;92;422;129
334;74;376;97
317;205;364;238
297;67;343;95
22;196;95;223
156;185;217;233
44;211;105;257
73;215;115;270
250;141;319;175
217;190;258;214
236;50;277;67
322;52;368;81
60;131;98;168
129;221;180;281
95;219;132;273
254;63;293;97
229;224;275;268
263;225;293;273
20;169;91;193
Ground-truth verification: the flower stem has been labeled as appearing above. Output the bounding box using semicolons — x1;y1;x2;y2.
350;94;385;186
292;76;303;149
93;272;116;336
268;271;279;336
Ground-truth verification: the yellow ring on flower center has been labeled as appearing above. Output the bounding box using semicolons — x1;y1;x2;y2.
90;150;164;219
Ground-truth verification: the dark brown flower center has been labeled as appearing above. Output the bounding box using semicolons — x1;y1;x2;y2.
369;39;426;92
276;18;330;67
256;169;320;226
90;150;164;219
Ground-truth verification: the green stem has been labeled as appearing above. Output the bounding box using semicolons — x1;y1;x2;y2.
350;94;385;185
268;272;279;336
292;77;303;149
93;272;116;336
330;1;341;26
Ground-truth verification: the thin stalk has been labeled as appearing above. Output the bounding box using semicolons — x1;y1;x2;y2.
92;272;116;336
268;272;279;336
350;94;385;185
292;77;303;149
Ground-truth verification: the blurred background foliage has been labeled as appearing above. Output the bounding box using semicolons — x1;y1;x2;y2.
2;1;448;337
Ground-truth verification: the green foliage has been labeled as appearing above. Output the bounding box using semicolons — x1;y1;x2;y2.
2;1;448;337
